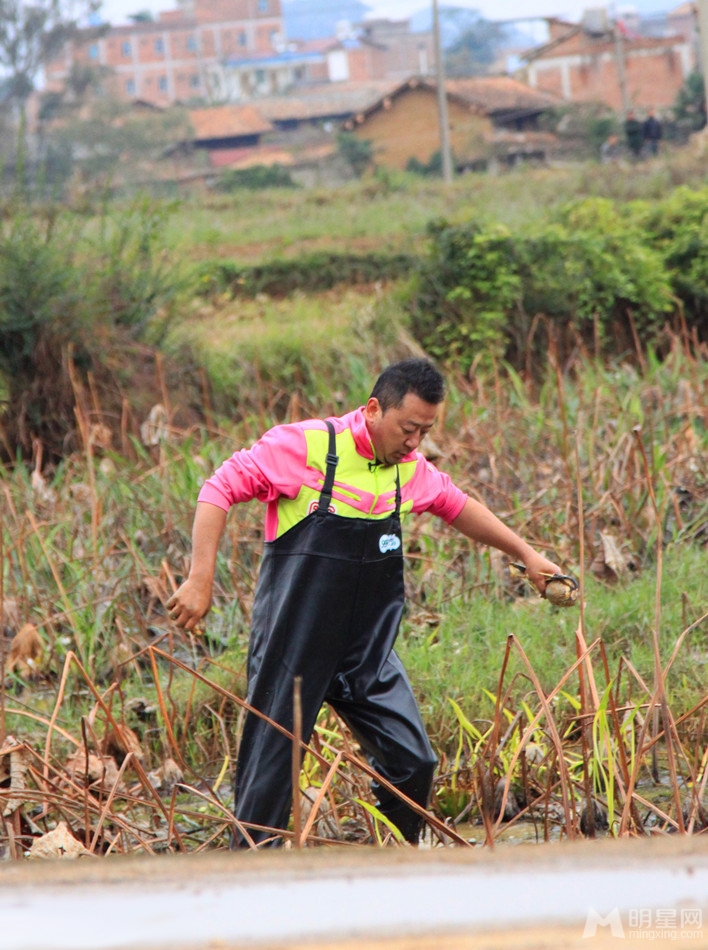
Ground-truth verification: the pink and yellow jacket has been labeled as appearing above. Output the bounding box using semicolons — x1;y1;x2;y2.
198;408;467;542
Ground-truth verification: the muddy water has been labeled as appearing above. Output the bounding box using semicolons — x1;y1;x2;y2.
2;836;708;950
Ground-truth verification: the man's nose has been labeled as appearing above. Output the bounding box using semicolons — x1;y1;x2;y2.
404;432;420;450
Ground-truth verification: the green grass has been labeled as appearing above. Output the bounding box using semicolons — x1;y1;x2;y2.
158;153;708;266
399;542;708;752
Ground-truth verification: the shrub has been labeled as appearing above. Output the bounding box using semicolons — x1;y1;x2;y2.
336;133;373;177
0;198;185;458
630;186;708;333
408;220;520;370
0;212;88;454
198;250;417;298
407;198;674;372
214;164;298;192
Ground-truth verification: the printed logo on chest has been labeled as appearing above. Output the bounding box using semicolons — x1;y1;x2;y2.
379;534;401;553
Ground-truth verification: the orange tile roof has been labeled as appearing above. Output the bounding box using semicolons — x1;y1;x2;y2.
527;29;688;62
442;76;561;113
188;104;272;140
254;80;405;121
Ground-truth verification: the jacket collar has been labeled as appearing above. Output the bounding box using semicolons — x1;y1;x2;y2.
347;407;415;465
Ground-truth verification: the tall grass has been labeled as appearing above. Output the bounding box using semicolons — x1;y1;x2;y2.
1;330;706;853
2;150;708;853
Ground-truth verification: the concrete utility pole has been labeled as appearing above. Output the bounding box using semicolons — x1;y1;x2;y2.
432;0;453;183
612;19;630;116
697;0;708;122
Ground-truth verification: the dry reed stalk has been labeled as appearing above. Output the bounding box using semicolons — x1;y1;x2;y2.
487;634;514;762
291;676;302;850
506;636;577;837
7;706;80;747
491;635;603;837
25;509;83;650
632;426;685;832
67;346;100;552
17;752;164;856
573;427;599;836
299;751;343;846
324;743;472;847
631;791;680;831
120;397;131;458
619;690;663;835
89;751;134;853
1;509;5;745
598;642;644;832
43;651;79;794
125;754;188;852
148;647;187;771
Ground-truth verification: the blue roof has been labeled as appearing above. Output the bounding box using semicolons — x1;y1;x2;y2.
223;49;325;68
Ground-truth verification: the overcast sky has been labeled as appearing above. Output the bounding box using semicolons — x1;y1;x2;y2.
95;0;593;28
95;0;674;31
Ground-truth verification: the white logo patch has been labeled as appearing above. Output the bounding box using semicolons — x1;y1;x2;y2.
379;534;401;553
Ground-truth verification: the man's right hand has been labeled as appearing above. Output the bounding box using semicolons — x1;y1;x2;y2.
165;578;213;632
164;502;227;632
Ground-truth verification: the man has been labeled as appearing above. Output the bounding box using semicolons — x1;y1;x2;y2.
642;109;662;157
167;359;561;846
624;110;643;159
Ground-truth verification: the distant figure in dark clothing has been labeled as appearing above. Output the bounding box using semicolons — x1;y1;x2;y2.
643;110;662;156
624;111;643;158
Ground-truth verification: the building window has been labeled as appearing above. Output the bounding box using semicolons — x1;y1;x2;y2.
126;78;135;94
158;76;168;91
190;74;200;88
186;35;197;52
154;38;164;53
88;43;99;59
121;41;131;56
258;0;268;11
238;32;246;46
255;69;265;83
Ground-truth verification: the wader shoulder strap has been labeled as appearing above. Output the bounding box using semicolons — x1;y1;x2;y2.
318;420;339;512
394;466;401;516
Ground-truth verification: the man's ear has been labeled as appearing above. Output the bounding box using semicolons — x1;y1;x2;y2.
364;397;382;423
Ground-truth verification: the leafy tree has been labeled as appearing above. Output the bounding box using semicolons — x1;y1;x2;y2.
0;0;101;114
440;7;505;77
674;71;707;132
36;99;191;185
336;132;373;177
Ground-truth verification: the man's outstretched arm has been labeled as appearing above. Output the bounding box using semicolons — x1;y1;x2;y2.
166;502;227;631
451;497;562;594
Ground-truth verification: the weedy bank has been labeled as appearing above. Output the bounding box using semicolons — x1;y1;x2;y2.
1;336;706;855
2;156;708;855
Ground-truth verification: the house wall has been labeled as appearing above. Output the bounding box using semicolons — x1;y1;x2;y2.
352;86;492;169
343;46;387;82
359;20;435;78
44;0;284;106
527;38;694;110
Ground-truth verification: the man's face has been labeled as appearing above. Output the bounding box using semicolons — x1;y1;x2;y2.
364;392;439;466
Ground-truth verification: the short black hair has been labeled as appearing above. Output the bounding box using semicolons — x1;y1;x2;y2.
370;358;445;411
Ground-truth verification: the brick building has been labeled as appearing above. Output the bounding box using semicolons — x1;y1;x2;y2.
44;0;285;106
522;13;694;111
